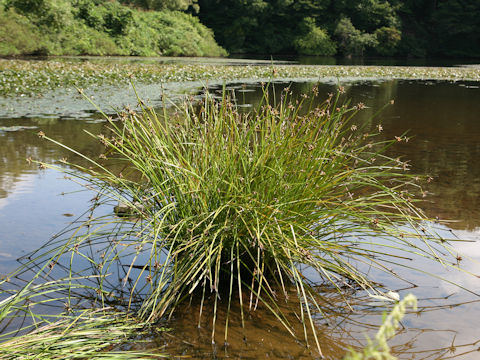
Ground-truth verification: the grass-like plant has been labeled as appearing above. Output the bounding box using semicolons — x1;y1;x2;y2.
0;308;162;360
22;85;458;357
0;273;163;359
344;293;418;360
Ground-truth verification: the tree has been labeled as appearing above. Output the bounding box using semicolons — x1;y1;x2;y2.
294;17;336;56
431;0;480;56
334;17;377;56
5;0;73;29
374;26;401;55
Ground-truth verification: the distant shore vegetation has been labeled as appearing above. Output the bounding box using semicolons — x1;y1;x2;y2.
0;0;226;57
197;0;480;58
1;0;479;59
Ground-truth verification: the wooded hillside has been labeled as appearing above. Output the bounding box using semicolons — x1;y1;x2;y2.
1;0;479;58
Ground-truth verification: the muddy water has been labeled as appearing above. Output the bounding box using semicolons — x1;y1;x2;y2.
1;79;480;359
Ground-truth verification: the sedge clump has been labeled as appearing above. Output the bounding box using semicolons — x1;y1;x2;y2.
33;85;452;356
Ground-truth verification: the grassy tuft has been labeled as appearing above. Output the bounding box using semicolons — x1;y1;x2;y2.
23;85;459;356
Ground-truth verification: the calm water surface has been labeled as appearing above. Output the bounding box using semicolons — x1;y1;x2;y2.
1;79;480;359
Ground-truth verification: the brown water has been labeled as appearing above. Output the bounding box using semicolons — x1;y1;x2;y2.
1;79;480;359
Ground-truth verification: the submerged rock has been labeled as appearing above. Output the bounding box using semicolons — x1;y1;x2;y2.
114;201;145;217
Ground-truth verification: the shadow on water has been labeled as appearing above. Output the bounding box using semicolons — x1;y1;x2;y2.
230;54;480;67
2;79;480;358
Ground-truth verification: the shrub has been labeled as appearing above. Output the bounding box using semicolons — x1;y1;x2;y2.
374;26;401;56
122;0;199;12
1;0;226;57
101;1;134;36
141;10;227;56
5;0;74;29
334;17;378;56
294;17;336;56
0;8;45;56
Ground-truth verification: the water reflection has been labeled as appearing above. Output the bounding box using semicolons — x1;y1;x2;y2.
213;80;480;230
0;117;104;198
2;79;480;358
231;54;480;67
191;79;480;358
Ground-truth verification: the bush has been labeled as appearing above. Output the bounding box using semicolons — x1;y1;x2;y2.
126;10;227;56
374;26;401;56
5;0;74;29
75;0;105;30
294;17;336;56
55;24;124;56
101;1;134;36
334;17;378;56
122;0;199;12
0;8;46;56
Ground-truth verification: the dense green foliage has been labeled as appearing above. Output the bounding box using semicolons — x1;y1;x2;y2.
197;0;480;58
293;17;336;56
1;0;478;58
0;0;226;57
121;0;199;12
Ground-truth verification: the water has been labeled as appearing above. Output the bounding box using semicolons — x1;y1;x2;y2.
232;54;480;67
24;54;480;67
1;78;480;359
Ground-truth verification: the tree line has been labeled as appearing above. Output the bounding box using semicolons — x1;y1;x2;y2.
196;0;480;57
1;0;479;58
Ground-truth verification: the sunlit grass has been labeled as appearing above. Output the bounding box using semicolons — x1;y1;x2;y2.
344;293;418;360
0;309;163;359
0;276;164;359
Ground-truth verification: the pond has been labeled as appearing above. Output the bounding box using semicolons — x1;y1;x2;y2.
1;78;480;359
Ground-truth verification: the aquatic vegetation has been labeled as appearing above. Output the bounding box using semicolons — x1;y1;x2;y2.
11;84;462;357
1;59;480;97
344;294;417;360
0;309;162;359
0;275;164;359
